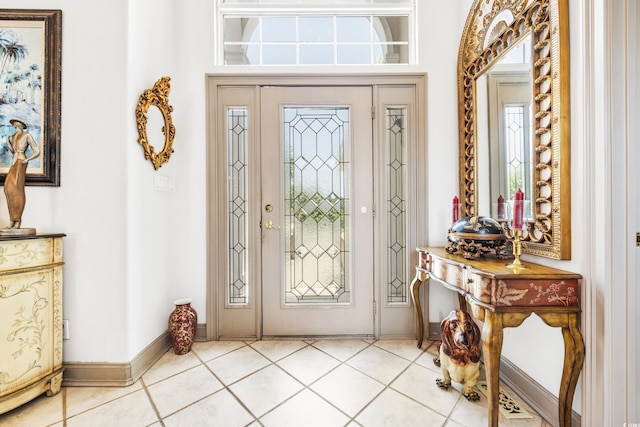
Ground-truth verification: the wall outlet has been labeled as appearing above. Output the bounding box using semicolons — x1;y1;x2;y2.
63;319;70;340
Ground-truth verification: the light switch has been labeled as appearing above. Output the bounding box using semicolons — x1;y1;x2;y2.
154;174;175;192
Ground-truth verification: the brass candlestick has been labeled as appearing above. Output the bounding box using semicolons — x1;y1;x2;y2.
506;228;528;270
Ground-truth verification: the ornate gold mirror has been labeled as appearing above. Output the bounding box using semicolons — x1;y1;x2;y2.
135;76;175;170
458;0;571;259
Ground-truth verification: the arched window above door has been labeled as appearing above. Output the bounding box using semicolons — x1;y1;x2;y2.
216;1;416;65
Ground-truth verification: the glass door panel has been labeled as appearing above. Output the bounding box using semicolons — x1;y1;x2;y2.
261;86;373;336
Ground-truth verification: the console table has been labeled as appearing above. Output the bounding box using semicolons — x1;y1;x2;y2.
410;247;583;427
0;234;64;415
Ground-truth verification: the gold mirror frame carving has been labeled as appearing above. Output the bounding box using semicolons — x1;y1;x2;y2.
135;76;175;170
457;0;571;259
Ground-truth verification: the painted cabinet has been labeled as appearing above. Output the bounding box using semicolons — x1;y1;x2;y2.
0;234;64;414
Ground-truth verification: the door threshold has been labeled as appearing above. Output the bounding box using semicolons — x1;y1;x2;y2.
260;334;375;341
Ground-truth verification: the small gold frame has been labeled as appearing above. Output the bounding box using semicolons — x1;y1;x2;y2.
135;76;175;170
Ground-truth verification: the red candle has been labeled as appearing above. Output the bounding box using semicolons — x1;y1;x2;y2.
452;196;459;223
497;195;505;218
513;189;524;229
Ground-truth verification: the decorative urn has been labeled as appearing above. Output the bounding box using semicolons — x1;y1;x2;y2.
446;216;512;259
168;299;197;355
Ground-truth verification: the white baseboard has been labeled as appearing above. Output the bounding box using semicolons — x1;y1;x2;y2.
62;325;205;387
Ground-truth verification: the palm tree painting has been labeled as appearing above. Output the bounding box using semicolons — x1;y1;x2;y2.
0;9;61;186
0;26;43;172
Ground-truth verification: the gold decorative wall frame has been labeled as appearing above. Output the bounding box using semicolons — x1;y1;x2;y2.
457;0;571;259
135;76;175;170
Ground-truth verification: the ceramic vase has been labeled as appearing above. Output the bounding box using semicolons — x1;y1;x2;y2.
168;298;197;355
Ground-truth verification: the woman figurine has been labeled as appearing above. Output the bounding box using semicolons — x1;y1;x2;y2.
4;119;40;230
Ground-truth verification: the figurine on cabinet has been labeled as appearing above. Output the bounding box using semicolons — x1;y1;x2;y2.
1;118;39;235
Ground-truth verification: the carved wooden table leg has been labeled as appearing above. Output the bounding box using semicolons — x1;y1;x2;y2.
538;312;585;427
481;310;503;427
457;293;467;311
482;311;532;427
410;267;428;348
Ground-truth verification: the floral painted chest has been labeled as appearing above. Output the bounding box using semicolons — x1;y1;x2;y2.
0;234;64;415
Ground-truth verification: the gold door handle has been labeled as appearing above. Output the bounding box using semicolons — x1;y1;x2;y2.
263;220;280;230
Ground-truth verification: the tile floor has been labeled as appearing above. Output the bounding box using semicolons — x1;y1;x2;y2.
0;339;552;427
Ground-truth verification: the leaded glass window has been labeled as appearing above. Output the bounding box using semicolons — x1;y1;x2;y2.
283;107;351;304
228;108;249;305
504;104;532;200
386;108;407;303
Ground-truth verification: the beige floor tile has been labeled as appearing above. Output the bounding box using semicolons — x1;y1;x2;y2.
191;340;247;363
141;349;201;386
355;388;447;427
0;392;63;427
277;345;341;385
311;364;385;416
444;420;467;427
260;389;350;427
414;343;442;374
65;383;143;417
229;364;304;417
250;340;308;362
390;363;462;417
311;339;369;361
373;339;425;361
206;345;271;385
66;389;158;427
146;364;223;418
448;389;544;427
346;344;411;384
162;389;254;427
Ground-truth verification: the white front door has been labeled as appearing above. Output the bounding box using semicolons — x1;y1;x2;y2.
260;86;374;336
210;74;427;342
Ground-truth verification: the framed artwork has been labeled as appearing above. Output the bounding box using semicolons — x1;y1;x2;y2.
0;9;61;186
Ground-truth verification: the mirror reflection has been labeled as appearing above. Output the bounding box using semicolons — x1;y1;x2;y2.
476;35;533;219
146;105;165;157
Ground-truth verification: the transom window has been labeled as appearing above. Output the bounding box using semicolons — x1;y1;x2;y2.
216;1;416;65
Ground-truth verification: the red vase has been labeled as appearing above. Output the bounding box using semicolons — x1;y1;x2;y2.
168;299;197;355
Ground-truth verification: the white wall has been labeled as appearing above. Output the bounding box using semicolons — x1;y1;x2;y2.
1;0;209;363
582;1;639;424
422;1;474;322
497;1;588;410
126;0;182;361
2;0;132;362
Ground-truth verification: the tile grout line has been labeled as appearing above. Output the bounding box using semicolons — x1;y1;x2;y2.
193;341;263;425
347;340;446;423
139;377;166;427
251;339;378;425
249;339;369;424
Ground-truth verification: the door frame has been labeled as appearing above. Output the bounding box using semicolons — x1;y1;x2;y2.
205;73;428;341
